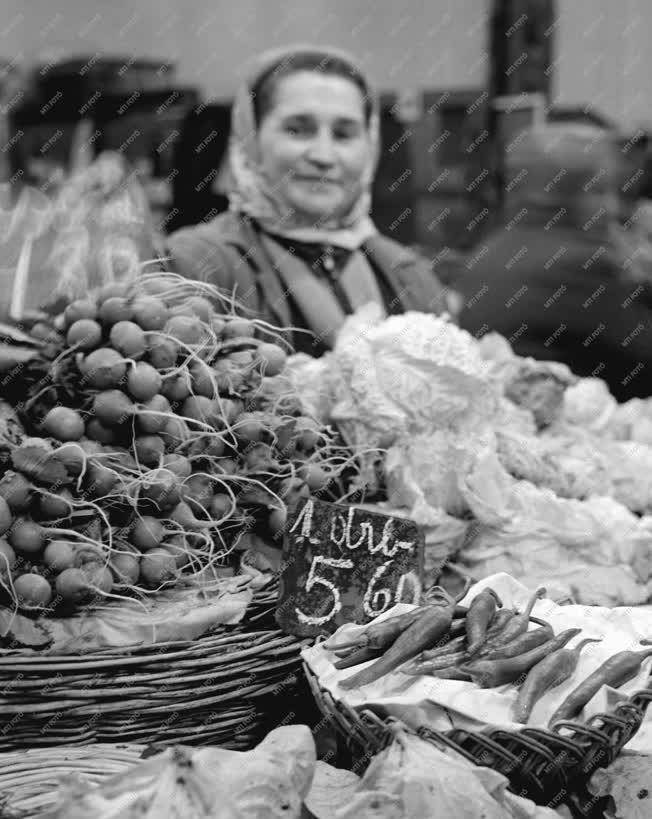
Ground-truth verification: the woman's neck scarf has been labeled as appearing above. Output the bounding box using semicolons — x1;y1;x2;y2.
226;45;381;251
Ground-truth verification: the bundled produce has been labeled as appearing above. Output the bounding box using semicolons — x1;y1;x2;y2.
43;725;316;819
0;272;353;614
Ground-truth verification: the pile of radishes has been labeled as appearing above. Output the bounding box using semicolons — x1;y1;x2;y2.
0;273;346;613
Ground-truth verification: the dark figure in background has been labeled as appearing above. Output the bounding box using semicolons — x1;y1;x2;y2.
456;124;652;402
168;45;449;356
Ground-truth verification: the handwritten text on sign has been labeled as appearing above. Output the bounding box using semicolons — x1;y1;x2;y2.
276;498;424;637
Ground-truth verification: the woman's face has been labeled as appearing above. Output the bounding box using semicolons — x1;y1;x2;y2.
257;71;371;225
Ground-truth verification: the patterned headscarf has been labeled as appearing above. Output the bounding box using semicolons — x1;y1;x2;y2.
226;45;380;250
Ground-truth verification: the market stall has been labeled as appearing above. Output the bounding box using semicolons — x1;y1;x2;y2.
2;159;652;818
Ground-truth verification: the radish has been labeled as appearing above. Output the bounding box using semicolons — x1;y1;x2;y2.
161;534;191;568
0;497;12;535
84;462;118;497
236;413;266;444
79;348;127;389
109;321;147;360
162;453;192;478
161;369;192;402
147;333;178;369
255;343;287;376
51;443;85;476
268;506;287;536
64;299;97;326
99;297;133;325
66;319;102;351
14;573;53;608
190;360;217;398
223;318;255;339
140;470;181;510
211;318;226;337
244;443;277;471
160;416;190;449
56;567;90;603
168;305;196;319
137;394;171;434
296;420;321;452
181;396;220;427
43;540;76;573
127;361;162;402
78;438;105;455
169;501;212;530
299;463;329;491
37;489;73;520
140;548;177;587
164;315;207;346
130;515;166;551
227;350;254;367
215;457;237;475
184;296;214;321
92;390;135;427
209;493;233;518
133;435;165;467
182;474;214;510
132;296;169;330
0;471;33;512
42;406;85;442
110;552;140;585
0;540;16;576
9;519;44;555
98;281;130;301
82;562;113;595
85;418;117;444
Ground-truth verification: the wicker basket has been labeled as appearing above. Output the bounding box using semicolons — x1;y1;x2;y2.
0;744;146;817
0;580;306;752
303;661;652;816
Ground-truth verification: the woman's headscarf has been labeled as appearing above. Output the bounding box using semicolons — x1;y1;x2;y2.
226;45;381;250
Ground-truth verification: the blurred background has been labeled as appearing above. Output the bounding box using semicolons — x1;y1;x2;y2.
1;0;651;270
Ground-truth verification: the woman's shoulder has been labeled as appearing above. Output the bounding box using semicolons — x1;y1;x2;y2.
167;211;256;286
168;210;249;252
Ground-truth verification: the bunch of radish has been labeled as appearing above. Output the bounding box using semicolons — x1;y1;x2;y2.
0;273;351;614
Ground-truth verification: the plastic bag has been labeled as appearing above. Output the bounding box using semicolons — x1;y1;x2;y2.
334;730;561;819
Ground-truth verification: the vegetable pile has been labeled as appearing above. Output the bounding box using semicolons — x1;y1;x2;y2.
325;587;652;727
0;273;351;614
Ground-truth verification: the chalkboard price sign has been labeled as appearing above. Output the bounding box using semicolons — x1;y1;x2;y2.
275;498;424;638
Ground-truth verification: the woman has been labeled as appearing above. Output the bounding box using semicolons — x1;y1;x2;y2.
168;46;449;355
455;123;652;402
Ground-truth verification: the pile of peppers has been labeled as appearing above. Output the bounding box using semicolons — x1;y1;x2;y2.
327;586;652;727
